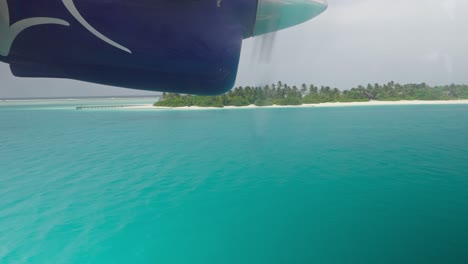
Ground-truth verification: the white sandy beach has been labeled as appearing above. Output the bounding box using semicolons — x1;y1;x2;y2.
122;100;468;110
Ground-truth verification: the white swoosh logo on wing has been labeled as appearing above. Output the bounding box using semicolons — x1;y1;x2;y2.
62;0;132;54
0;0;70;56
0;0;131;57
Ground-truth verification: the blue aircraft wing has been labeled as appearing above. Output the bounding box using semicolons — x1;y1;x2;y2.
4;0;256;94
1;0;327;95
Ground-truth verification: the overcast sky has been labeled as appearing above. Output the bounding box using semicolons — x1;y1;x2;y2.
1;0;467;98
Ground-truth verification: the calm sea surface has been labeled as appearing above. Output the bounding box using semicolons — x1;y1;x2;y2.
1;100;468;263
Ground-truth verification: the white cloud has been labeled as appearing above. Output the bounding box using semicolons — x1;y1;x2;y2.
441;0;457;21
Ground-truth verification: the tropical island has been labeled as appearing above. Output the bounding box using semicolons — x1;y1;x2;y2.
154;82;468;108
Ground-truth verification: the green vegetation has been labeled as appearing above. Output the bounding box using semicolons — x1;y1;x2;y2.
154;82;468;107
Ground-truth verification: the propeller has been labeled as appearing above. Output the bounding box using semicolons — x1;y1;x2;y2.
252;0;328;63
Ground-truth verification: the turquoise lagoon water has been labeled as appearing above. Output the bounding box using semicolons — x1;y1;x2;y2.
1;101;468;263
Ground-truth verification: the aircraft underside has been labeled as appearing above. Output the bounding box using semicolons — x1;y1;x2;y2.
0;0;327;94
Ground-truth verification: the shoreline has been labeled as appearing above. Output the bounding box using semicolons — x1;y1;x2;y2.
0;96;159;102
123;100;468;110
